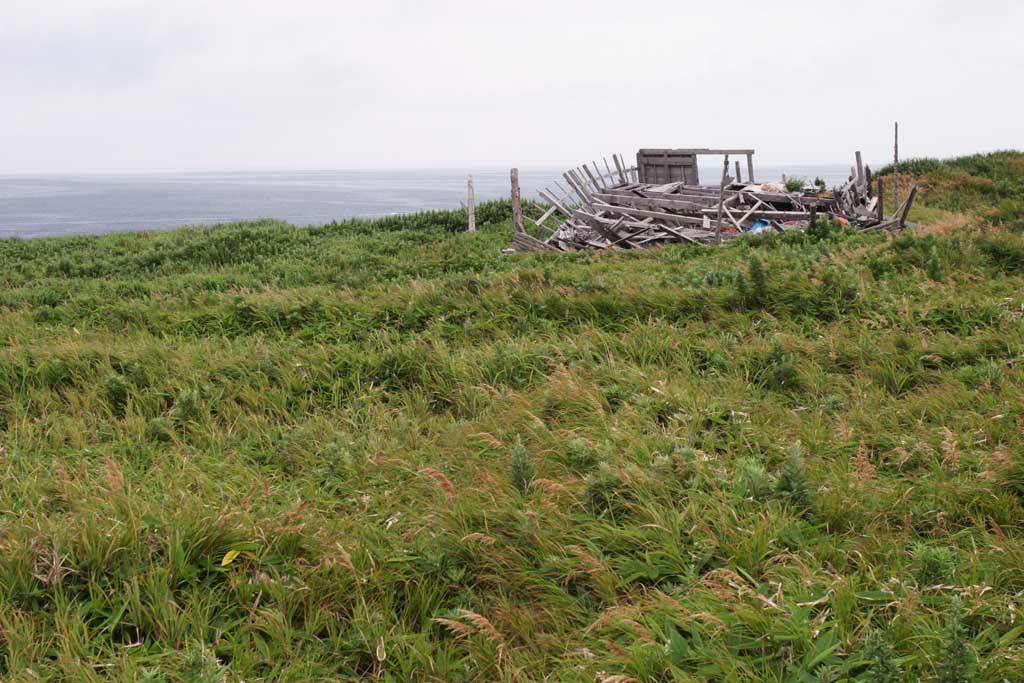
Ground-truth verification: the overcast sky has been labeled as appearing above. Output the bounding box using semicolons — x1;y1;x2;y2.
2;0;1021;174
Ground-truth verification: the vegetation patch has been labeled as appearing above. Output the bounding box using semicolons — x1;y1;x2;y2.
1;160;1024;680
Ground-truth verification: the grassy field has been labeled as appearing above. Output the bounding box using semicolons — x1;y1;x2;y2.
1;153;1024;682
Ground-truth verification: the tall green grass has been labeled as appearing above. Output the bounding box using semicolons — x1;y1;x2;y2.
1;176;1023;681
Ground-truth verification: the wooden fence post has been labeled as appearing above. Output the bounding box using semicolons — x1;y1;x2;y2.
511;168;523;234
735;160;742;184
892;121;899;217
466;174;476;232
715;155;730;244
746;153;755;184
876;177;884;220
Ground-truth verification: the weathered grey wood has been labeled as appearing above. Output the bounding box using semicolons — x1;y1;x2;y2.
552;180;575;205
893;121;899;215
612;154;628;184
466;174;476;232
734;197;766;227
591;203;706;225
562;171;593;210
746;153;755;183
876;177;884;220
511;168;524;234
591;162;608;189
592;192;712;213
511;230;558;252
701;208;813;220
581;164;603;192
735;160;742;184
855;151;864;186
716;155;730;244
533;203;559;226
898;185;917;227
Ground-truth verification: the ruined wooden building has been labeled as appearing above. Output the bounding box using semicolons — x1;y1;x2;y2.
510;147;916;252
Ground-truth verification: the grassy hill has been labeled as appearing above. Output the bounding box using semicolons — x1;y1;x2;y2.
1;153;1023;682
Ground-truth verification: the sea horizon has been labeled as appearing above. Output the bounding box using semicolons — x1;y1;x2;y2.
0;163;870;239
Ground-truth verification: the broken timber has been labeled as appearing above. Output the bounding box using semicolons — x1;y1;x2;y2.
510;146;916;252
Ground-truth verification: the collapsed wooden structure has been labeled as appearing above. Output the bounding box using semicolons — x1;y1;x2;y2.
510;148;917;253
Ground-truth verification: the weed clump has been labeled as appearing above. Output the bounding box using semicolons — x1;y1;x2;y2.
509;438;534;495
911;543;957;586
860;630;903;683
774;448;811;510
103;373;131;412
755;341;800;393
937;598;975;683
144;416;174;442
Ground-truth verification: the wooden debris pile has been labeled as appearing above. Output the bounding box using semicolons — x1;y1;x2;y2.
511;148;917;252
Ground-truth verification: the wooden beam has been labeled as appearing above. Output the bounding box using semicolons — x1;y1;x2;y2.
898;185;917;227
746;153;755;183
701;208;813;220
612;154;628;184
511;168;523;234
592;192;714;212
716;155;730;244
591;203;706;225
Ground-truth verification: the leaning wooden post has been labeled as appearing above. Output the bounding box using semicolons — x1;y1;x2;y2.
898;185;917;228
855;150;865;186
510;168;524;234
892;121;899;217
466;174;476;232
735;160;742;184
715;155;730;244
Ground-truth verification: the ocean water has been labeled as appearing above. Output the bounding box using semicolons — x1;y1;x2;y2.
0;164;858;239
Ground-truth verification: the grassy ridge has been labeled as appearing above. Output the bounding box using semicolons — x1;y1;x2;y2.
1;155;1024;681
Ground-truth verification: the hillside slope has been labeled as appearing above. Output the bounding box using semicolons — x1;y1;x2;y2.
1;154;1023;681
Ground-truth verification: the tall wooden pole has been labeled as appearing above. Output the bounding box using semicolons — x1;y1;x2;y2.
715;155;730;244
735;160;742;184
510;168;523;234
876;177;884;220
466;174;476;232
893;121;899;217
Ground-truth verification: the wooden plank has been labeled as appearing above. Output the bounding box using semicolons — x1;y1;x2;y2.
533;203;559;225
746;153;754;184
855;151;865;187
592;192;712;212
735;160;742;184
591;203;706;225
612;154;628;184
700;208;813;220
466;174;476;232
511;168;523;234
581;164;603;192
602;157;615;185
512;230;558;252
893;121;899;215
562;171;594;210
716;155;730;244
898;185;917;227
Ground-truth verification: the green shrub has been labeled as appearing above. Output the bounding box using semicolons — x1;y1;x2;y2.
509;437;534;495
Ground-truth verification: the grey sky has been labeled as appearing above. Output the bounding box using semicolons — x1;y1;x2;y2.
2;0;1021;173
